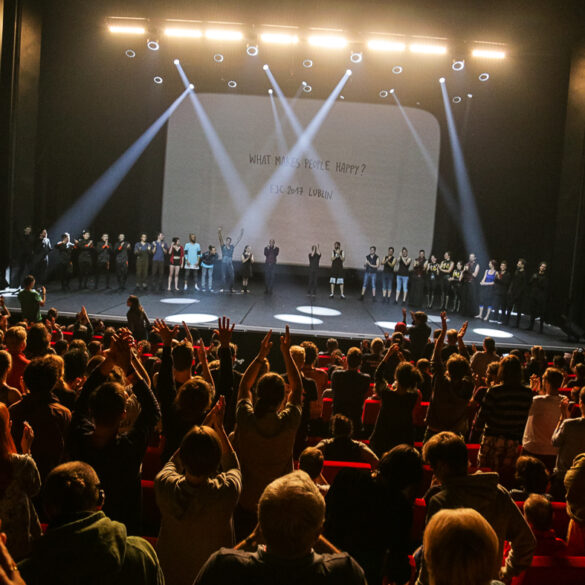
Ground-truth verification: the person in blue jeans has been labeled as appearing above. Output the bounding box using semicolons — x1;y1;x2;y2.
218;227;243;293
200;245;218;292
359;246;380;302
151;232;169;292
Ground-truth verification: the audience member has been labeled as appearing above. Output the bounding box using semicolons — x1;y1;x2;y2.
564;452;585;555
24;323;51;359
509;455;550;501
523;494;568;556
4;327;29;393
298;446;329;496
0;351;21;406
300;341;328;407
470;337;500;380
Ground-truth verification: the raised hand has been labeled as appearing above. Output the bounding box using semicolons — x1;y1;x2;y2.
258;330;273;360
152;319;178;346
21;421;34;454
440;311;448;330
196;338;208;365
0;527;26;585
214;316;235;348
279;325;292;354
182;321;194;345
458;321;468;339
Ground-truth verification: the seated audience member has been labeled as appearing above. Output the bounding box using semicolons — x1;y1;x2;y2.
320;337;339;358
417;432;535;585
331;347;370;437
509;455;550;501
0;404;40;561
417;358;432;402
370;352;422;456
87;340;102;358
298;446;329;496
155;398;241;585
18;461;164;585
425;313;474;441
231;326;302;540
67;332;161;533
10;357;71;480
564;453;585;555
0;351;22;406
470;337;500;380
423;508;504;585
474;355;533;477
53;339;68;356
152;319;215;463
523;494;568;556
327;349;345;379
567;362;585;388
361;337;385;377
325;445;423;585
315;414;379;467
300;341;329;405
522;367;564;470
24;323;51;359
195;471;366;585
4;327;29;392
47;354;77;410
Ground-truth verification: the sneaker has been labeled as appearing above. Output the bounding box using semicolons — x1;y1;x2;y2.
340;294;345;299
329;293;334;298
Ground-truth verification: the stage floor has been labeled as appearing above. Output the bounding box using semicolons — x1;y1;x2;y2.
1;275;579;352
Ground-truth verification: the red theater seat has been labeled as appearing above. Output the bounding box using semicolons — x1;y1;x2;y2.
141;480;161;534
142;445;164;481
322;397;333;423
322;460;371;483
362;399;381;425
411;498;427;544
318;355;331;368
511;556;585;585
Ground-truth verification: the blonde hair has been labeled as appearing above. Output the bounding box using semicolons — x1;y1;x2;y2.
289;345;306;369
424;508;499;585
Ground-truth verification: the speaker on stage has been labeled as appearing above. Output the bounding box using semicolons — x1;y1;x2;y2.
558;314;585;342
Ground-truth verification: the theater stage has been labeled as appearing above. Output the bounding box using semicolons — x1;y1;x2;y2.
1;274;579;353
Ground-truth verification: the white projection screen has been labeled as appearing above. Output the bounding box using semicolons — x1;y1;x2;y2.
162;93;440;269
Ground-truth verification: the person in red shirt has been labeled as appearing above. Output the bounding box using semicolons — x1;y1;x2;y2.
4;326;29;393
523;494;568;556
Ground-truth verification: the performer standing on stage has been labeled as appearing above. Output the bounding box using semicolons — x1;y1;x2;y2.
151;232;169;293
330;241;345;299
439;251;454;310
461;253;480;316
218;227;243;294
75;230;94;290
200;245;218;292
308;244;321;296
183;233;201;292
134;233;151;292
476;259;497;321
493;260;511;323
33;229;51;287
410;249;427;307
55;233;74;291
360;246;380;301
95;233;112;290
395;247;411;305
426;253;440;309
114;233;131;291
381;247;396;304
241;245;254;293
527;262;549;333
12;226;35;287
167;237;184;293
449;260;464;312
264;239;279;295
505;258;528;328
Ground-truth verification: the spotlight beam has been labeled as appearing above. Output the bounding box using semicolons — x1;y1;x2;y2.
439;81;488;259
174;61;250;212
49;87;191;240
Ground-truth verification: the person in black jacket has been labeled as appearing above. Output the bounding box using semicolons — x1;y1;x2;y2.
505;258;528;328
493;260;511;323
527;262;549;333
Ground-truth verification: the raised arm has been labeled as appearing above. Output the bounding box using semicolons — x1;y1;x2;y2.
237;330;273;403
431;311;448;367
218;227;224;247
457;321;470;360
281;325;302;406
196;338;215;394
215;316;236;400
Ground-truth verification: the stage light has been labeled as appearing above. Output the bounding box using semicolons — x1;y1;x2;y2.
346;69;352;76
308;35;347;49
392;65;403;74
189;83;195;90
350;52;363;63
452;96;462;104
410;43;447;55
214;53;224;63
467;93;473;98
109;25;145;35
246;45;259;56
205;29;243;41
227;80;237;88
439;77;446;83
389;88;395;94
260;32;299;45
268;88;273;94
379;90;388;98
302;59;313;68
302;81;307;86
472;48;505;59
367;39;406;52
339;95;344;99
125;49;136;58
173;58;180;65
147;40;160;51
479;72;490;81
303;84;312;93
153;76;163;84
164;27;202;38
452;60;465;71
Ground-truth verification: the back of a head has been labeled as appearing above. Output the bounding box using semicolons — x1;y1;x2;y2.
446;353;471;382
446;329;458;344
346;347;362;369
575;363;585;379
0;350;11;379
543;367;564;393
424;508;499;585
175;376;213;422
483;337;496;353
331;414;353;438
63;349;89;383
301;341;318;367
88;340;102;358
498;355;523;385
254;372;285;417
44;461;102;521
414;311;428;324
326;338;338;353
89;382;127;427
172;342;194;373
5;326;27;352
23;357;60;398
289;345;305;369
298;447;324;480
377;444;423;490
422;432;469;478
524;494;553;532
179;426;222;477
395;362;423;389
417;358;430;374
515;455;549;494
26;323;51;356
371;338;384;355
258;471;325;558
